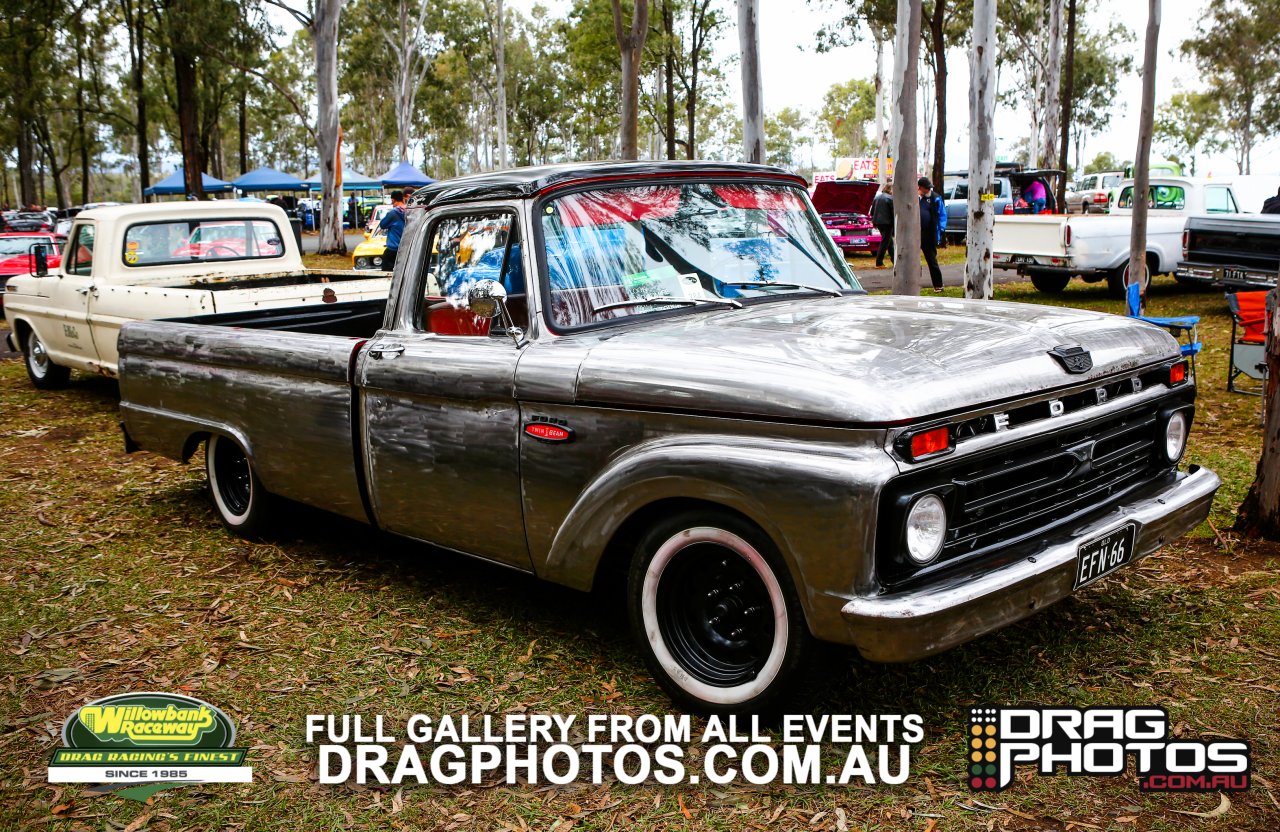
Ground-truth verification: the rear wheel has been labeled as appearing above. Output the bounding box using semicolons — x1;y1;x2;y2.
1029;270;1071;294
23;328;70;389
205;434;272;537
627;510;816;714
1106;258;1154;299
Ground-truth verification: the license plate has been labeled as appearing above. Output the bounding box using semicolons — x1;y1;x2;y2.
1222;267;1249;282
1074;523;1136;589
850;237;866;245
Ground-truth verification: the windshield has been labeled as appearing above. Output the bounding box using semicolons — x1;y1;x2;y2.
0;236;56;256
540;181;861;329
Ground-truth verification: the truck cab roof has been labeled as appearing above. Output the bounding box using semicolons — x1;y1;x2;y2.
408;161;805;210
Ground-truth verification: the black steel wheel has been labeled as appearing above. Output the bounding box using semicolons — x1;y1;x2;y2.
628;510;814;714
205;434;272;537
23;328;70;389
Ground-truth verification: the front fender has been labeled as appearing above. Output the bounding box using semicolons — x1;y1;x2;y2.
537;434;898;642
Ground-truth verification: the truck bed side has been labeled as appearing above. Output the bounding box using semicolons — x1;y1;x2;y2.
118;319;372;523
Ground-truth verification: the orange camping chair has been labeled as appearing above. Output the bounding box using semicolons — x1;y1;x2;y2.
1226;291;1268;396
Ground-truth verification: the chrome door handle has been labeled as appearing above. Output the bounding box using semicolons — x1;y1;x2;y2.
76;287;90;295
368;343;405;360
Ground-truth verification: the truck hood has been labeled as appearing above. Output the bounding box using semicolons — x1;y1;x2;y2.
571;295;1180;423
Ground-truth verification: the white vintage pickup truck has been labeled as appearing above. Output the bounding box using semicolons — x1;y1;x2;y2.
3;201;392;388
993;176;1243;296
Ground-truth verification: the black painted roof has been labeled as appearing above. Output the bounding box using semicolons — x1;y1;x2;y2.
407;160;806;209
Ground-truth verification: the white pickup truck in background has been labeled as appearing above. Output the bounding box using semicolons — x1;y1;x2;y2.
993;176;1243;296
3;201;392;388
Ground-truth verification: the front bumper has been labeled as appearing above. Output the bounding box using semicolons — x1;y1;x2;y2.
840;465;1219;662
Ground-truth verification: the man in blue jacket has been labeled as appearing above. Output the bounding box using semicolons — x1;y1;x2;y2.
917;177;946;292
378;190;407;273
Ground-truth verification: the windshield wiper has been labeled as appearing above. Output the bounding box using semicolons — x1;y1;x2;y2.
718;281;843;298
592;295;742;314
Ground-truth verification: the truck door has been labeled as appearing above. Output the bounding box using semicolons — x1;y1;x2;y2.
39;221;96;367
357;207;532;570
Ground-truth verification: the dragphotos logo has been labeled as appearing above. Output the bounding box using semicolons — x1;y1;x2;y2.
967;706;1250;793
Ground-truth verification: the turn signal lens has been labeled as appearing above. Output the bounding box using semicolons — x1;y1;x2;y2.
1169;361;1187;386
910;427;951;459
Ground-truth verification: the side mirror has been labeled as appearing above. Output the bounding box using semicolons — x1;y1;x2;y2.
465;278;527;348
465;278;508;319
31;243;49;277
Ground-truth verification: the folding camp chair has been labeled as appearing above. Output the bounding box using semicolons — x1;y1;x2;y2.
1226;291;1269;396
1125;281;1201;378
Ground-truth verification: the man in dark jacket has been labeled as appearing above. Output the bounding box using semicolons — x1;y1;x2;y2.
871;181;894;267
918;177;946;292
1262;188;1280;214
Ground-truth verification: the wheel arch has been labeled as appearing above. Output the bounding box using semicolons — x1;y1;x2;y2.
535;437;891;641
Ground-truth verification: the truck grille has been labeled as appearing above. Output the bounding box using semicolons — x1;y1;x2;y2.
877;397;1186;587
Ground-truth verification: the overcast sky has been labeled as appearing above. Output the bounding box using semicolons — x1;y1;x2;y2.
500;0;1271;179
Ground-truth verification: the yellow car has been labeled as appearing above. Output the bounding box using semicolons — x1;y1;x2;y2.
351;234;388;270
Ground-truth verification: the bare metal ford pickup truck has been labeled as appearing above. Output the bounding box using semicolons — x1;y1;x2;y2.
118;162;1220;714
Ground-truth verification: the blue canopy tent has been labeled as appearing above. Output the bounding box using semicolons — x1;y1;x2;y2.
233;167;307;192
301;171;382;191
144;169;235;196
379;161;435;188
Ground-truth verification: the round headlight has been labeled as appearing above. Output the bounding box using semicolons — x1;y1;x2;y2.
1165;411;1189;463
372;256;383;266
905;494;947;565
355;257;369;268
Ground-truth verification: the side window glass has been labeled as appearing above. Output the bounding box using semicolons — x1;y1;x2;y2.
418;212;526;336
1204;187;1237;214
69;225;95;276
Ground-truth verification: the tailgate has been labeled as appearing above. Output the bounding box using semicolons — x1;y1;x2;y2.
993;215;1069;259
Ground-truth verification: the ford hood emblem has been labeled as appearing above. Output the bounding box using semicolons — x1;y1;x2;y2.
1049;345;1093;374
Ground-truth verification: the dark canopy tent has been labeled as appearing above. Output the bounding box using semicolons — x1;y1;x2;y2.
143;169;235;196
379;161;435;188
233;167;307;192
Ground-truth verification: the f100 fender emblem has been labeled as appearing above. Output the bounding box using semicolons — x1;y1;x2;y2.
1049;344;1093;374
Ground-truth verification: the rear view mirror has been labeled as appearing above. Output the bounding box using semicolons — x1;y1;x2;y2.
30;243;49;277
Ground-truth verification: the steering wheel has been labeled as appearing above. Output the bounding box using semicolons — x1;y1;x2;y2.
206;244;238;258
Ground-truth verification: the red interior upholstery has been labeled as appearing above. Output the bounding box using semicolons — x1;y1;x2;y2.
426;300;491;336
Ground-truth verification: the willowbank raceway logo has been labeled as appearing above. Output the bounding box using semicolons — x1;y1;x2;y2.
48;692;252;795
966;706;1251;794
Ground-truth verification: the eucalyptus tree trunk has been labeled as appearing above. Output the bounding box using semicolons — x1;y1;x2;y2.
611;0;649;160
927;0;947;197
1041;0;1063;169
965;0;997;299
1127;0;1160;302
485;0;508;168
738;0;765;163
1056;0;1076;207
1235;289;1280;537
874;35;888;184
891;0;922;295
312;0;345;254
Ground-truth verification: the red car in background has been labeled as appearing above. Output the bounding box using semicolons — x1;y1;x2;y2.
0;232;64;313
811;179;882;256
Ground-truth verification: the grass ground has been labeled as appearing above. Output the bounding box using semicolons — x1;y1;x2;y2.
1;277;1277;831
